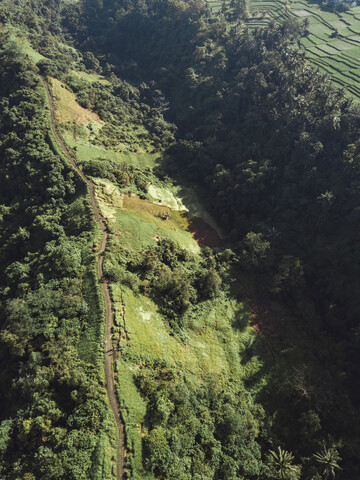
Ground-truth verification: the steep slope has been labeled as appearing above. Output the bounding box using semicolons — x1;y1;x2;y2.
42;77;125;479
1;0;360;479
0;34;117;480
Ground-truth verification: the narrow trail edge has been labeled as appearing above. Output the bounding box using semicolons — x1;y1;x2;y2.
41;77;125;480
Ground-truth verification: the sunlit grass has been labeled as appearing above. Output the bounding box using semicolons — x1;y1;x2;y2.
50;77;103;125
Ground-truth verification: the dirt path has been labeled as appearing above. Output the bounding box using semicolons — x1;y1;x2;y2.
41;77;125;480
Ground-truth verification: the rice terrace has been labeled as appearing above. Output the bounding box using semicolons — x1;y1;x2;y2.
208;0;360;98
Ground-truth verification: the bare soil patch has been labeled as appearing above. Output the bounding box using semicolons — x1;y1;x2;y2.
247;298;279;336
123;194;224;248
50;77;102;125
187;216;224;248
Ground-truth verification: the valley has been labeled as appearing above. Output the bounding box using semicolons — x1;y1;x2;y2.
0;0;359;478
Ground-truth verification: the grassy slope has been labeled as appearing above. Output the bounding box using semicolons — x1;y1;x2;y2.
47;71;262;477
50;77;103;125
245;0;360;98
11;16;346;478
65;133;160;169
73;70;111;84
207;0;224;13
51;74;161;168
101;193;261;475
95;182;201;253
113;285;260;477
35;55;118;479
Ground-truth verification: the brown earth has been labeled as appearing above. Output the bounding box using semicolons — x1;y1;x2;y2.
123;194;223;248
187;216;224;248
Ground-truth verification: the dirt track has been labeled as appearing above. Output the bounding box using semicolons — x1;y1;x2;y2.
42;77;125;480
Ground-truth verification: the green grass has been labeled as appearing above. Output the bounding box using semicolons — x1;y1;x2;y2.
328;38;358;50
49;73;160;167
207;0;224;12
348;23;360;34
109;282;262;477
95;167;263;477
114;285;256;387
114;361;148;476
73;70;111;85
51;77;103;125
53;77;224;250
94;179;202;253
307;22;333;35
344;47;360;59
300;36;316;47
307;45;333;57
317;43;341;54
65;134;160;169
21;41;46;63
5;26;46;64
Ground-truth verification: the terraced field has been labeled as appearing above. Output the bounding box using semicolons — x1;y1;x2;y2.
206;0;224;13
246;0;360;98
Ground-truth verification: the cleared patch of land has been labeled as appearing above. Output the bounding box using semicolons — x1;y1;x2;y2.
50;77;103;125
3;26;46;63
111;281;259;476
89;154;263;477
115;287;249;384
65;134;160;168
49;72;161;168
207;0;224;13
94;180;223;252
49;77;224;246
73;70;111;84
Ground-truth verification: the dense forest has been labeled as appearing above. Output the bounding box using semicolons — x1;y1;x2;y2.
0;0;360;478
0;34;117;478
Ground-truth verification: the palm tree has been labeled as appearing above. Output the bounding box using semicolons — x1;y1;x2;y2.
313;445;341;479
268;446;301;479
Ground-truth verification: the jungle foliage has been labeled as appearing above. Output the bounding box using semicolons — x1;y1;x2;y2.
64;0;360;477
0;34;115;479
1;0;360;478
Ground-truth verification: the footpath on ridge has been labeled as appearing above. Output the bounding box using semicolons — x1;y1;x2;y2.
41;77;125;480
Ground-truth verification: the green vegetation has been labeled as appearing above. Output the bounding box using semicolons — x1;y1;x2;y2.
246;0;360;98
92;166;264;477
110;283;264;479
60;70;176;153
68;1;360;477
1;0;360;478
0;33;116;478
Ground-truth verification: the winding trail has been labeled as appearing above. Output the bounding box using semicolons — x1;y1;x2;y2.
41;77;125;480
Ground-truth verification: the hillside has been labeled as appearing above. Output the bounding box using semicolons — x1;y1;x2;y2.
0;0;360;479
